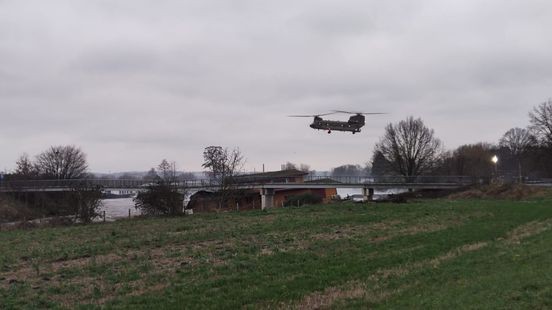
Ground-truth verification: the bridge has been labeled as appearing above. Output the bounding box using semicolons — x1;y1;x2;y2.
0;175;478;191
0;176;478;209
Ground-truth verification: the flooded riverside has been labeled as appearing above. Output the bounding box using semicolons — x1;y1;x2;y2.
99;198;140;220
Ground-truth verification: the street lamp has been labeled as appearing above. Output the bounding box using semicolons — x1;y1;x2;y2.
491;155;499;182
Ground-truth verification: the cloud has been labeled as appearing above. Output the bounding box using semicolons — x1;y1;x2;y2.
1;0;552;172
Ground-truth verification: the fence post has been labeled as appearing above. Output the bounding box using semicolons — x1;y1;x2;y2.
128;209;131;218
103;211;106;222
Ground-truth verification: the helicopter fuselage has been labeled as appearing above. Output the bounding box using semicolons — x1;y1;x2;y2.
310;115;365;133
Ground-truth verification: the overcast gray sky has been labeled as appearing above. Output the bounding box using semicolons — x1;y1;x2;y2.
1;0;552;173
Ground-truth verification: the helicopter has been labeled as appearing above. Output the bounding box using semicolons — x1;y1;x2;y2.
289;110;386;134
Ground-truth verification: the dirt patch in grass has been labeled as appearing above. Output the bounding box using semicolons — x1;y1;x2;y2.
505;219;552;245
365;219;551;289
429;242;488;267
47;273;171;307
371;241;488;279
290;280;413;309
293;282;367;309
369;222;454;244
290;239;489;308
258;218;462;257
309;219;453;243
287;238;489;309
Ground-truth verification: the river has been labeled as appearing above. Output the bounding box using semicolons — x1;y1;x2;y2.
99;198;140;221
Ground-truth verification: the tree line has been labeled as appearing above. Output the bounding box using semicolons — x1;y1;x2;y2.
1;145;100;223
371;99;552;180
10;145;89;180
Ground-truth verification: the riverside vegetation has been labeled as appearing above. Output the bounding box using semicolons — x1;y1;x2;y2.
1;189;552;309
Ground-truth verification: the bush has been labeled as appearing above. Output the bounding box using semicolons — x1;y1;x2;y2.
68;187;103;223
284;193;323;207
134;183;184;216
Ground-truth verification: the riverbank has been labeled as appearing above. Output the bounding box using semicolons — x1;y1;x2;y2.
2;193;552;308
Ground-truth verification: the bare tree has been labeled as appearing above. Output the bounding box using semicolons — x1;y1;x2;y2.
202;146;245;208
529;99;552;146
444;143;495;178
371;151;395;177
499;127;536;182
374;116;443;177
299;163;311;173
331;164;364;177
178;172;196;181
158;159;176;182
117;173;138;180
14;153;38;178
281;162;310;172
281;162;297;170
35;145;88;179
143;168;159;181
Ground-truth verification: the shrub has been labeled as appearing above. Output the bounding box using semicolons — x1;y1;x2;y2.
134;183;184;216
67;186;103;223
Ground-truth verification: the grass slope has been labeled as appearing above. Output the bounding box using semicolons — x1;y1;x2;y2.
2;195;552;309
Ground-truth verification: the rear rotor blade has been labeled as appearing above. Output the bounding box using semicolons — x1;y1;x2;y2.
332;110;387;115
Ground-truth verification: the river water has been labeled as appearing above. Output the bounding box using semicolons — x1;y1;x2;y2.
336;188;407;200
99;198;140;221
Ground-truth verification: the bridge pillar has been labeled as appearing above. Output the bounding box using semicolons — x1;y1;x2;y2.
362;187;374;201
261;188;275;210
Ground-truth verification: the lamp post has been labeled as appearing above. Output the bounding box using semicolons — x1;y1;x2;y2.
491;155;499;183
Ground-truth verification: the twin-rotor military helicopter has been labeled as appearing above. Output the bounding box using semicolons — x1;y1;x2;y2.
289;110;386;134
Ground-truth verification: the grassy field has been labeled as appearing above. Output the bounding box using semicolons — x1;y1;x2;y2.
2;194;552;309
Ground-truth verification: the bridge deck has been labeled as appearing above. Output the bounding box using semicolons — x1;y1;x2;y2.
0;176;477;193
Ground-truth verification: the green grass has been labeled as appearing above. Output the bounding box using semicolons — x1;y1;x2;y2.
2;195;552;309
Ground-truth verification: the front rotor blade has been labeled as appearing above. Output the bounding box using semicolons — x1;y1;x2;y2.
288;112;336;117
332;110;354;114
